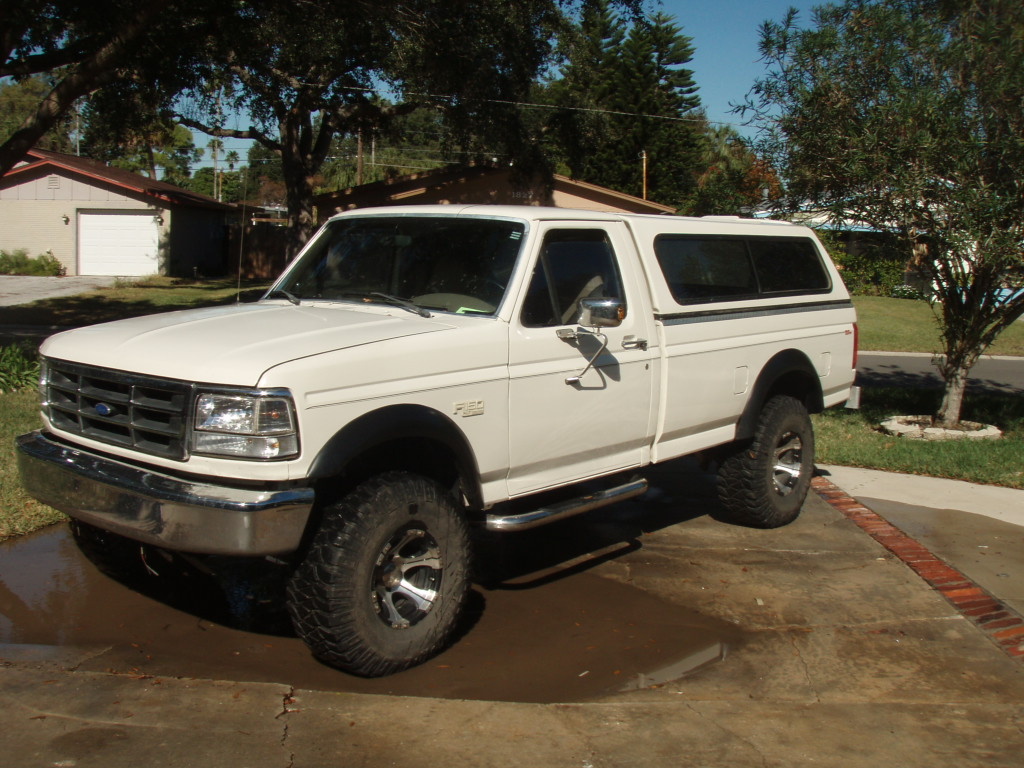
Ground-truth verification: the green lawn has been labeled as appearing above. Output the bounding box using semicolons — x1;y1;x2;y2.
0;388;67;540
814;386;1024;489
854;295;1024;356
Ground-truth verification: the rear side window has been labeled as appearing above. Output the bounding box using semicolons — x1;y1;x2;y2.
654;235;830;305
748;239;830;294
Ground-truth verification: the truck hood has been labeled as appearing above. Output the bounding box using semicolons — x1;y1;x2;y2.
41;302;455;385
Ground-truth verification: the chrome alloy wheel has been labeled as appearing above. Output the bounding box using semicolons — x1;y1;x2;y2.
771;430;804;497
372;527;443;628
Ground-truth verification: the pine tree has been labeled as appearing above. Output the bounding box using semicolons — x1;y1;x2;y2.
545;7;703;207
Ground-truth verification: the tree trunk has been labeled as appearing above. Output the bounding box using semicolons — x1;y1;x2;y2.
281;156;316;260
935;362;968;428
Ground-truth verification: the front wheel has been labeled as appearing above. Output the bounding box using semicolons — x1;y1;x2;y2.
716;395;815;529
286;471;471;677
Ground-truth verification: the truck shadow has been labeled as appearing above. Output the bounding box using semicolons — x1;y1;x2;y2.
63;458;723;644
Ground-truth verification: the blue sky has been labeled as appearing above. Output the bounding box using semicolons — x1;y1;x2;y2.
656;0;818;134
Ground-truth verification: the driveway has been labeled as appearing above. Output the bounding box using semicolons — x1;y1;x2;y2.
1;459;1022;767
0;275;118;307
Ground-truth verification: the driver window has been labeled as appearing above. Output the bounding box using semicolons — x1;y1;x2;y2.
520;229;625;327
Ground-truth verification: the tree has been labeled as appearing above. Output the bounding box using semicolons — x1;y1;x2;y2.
319;107;451;191
172;1;610;256
539;0;625;177
541;5;704;207
83;110;201;183
747;0;1024;427
0;1;231;175
681;123;781;215
0;76;75;154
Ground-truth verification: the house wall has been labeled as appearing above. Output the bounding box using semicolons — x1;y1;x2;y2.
0;172;161;275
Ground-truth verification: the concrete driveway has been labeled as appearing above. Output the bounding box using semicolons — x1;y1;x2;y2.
1;460;1021;767
0;275;118;307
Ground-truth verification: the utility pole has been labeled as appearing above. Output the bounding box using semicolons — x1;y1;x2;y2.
356;130;364;186
640;150;648;200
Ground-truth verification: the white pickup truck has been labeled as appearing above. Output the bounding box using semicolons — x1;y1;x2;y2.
17;205;858;676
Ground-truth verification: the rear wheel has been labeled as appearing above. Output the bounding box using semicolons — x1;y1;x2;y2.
286;471;471;677
716;395;815;528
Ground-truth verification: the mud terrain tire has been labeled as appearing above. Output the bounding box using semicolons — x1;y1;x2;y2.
287;471;471;677
716;395;815;529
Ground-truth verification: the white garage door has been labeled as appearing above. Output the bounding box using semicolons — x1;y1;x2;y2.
79;212;160;276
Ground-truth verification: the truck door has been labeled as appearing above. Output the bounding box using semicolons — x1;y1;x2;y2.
507;222;656;496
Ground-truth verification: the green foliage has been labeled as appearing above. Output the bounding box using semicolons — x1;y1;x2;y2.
318;108;450;192
0;76;75;153
0;344;40;393
539;2;704;207
0;249;66;276
826;235;909;297
749;0;1024;425
1;1;237;176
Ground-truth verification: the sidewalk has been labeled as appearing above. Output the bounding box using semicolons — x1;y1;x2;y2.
1;466;1023;767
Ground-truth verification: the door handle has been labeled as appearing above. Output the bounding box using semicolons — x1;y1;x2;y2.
622;335;648;350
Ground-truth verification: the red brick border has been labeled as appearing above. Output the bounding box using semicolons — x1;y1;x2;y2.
812;476;1024;661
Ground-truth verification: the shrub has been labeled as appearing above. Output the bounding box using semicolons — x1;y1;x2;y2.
0;249;66;276
0;343;40;393
819;231;909;296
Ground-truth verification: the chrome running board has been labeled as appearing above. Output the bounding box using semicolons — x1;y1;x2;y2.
485;477;649;532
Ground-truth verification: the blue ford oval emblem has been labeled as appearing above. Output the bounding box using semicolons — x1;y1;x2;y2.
94;403;114;417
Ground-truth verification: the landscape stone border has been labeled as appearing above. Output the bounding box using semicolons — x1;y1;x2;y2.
880;415;1003;440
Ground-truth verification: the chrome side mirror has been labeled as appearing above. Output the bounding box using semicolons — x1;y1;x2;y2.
576;297;625;328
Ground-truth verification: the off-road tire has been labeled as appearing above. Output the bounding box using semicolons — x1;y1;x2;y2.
286;471;471;677
716;395;815;529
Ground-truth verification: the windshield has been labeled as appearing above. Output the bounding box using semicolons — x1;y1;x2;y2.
272;215;527;315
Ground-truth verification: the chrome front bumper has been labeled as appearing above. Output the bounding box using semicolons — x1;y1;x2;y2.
16;431;315;555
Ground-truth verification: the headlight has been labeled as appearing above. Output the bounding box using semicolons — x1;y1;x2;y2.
192;391;299;459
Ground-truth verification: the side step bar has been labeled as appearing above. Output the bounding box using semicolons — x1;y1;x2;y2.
485;477;649;532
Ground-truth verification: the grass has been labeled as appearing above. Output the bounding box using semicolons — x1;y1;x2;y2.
0;388;67;541
854;295;1024;356
814;386;1024;489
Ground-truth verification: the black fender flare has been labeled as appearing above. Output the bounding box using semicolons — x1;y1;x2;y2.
735;350;824;441
306;404;484;508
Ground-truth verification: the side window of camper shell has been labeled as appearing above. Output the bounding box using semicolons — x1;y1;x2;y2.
653;235;831;305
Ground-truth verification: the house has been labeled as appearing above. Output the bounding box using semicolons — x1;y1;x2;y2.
314;165;676;221
0;149;236;276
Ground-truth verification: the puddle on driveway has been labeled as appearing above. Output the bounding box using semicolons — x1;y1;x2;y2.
0;520;738;703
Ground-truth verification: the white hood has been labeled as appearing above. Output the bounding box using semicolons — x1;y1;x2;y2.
41;302;454;385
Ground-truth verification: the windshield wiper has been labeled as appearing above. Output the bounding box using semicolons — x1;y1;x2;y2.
265;289;300;305
340;291;432;318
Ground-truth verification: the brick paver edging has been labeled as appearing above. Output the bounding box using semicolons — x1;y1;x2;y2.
811;475;1024;661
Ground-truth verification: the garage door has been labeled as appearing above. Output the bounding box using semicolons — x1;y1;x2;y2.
79;212;160;276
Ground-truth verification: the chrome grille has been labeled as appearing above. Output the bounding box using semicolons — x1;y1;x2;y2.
43;358;192;460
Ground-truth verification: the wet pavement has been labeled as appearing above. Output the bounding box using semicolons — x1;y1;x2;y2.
2;459;1023;767
0;522;737;704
